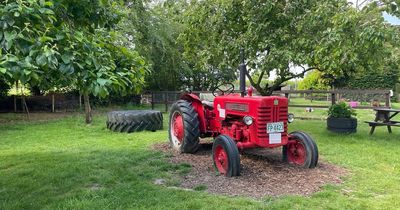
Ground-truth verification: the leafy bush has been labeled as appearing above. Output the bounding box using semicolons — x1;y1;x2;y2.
327;102;356;118
0;79;10;98
298;70;329;90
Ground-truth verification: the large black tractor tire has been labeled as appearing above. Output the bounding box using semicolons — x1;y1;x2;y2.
212;135;241;177
282;131;318;168
106;110;163;133
169;100;200;153
327;117;357;133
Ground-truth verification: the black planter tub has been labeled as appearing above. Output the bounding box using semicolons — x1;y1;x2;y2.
327;117;357;133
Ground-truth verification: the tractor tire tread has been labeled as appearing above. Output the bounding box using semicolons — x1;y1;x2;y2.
169;100;200;153
106;110;163;133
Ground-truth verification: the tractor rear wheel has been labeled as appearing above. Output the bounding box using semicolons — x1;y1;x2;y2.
283;131;318;168
212;135;240;177
169;100;200;153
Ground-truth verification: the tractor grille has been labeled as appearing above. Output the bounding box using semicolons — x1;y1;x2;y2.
257;106;288;139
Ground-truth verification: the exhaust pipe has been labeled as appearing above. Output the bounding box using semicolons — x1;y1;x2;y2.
239;48;246;97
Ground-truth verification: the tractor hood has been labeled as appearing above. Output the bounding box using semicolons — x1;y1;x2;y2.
213;95;288;119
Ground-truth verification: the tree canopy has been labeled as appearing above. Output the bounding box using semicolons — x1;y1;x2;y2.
1;0;399;116
0;0;148;122
171;0;398;95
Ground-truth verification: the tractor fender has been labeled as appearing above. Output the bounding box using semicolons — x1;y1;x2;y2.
180;94;206;133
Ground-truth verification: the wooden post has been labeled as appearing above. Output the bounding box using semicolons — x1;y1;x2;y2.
284;93;290;102
385;92;391;108
51;93;55;113
331;93;336;105
79;94;82;109
151;92;155;110
22;95;30;120
83;93;92;124
13;95;17;112
165;92;168;113
21;95;25;113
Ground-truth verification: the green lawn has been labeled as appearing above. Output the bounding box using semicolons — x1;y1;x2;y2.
1;111;400;209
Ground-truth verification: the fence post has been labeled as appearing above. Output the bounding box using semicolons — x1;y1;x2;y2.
165;92;168;113
151;92;155;110
331;93;336;105
79;94;82;109
13;95;17;112
385;92;391;108
51;93;55;113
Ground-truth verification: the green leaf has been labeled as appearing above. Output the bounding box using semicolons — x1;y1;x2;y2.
36;54;47;66
6;55;19;62
23;69;31;75
56;34;65;40
85;58;92;65
39;8;55;15
44;1;54;7
97;78;110;86
61;54;73;64
75;62;84;69
14;12;20;17
4;31;17;41
0;67;6;73
39;36;54;43
5;40;13;50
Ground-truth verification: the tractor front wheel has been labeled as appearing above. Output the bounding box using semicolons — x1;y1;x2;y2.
212;135;240;177
283;131;318;168
169;100;200;153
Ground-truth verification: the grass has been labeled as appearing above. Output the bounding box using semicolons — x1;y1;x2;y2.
1;108;400;209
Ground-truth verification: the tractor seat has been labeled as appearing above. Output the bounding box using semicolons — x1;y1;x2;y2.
199;93;215;110
202;100;214;110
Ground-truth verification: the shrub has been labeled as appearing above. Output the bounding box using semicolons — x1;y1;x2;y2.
328;102;356;118
0;79;10;98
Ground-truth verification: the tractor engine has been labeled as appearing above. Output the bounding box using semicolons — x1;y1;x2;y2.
213;95;289;150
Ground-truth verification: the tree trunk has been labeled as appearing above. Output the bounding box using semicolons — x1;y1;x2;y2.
22;95;30;120
20;83;30;120
83;93;92;124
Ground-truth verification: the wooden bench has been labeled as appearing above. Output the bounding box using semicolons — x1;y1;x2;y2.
365;121;400;135
365;108;400;135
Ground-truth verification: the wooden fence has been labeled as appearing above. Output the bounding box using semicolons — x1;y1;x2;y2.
146;89;392;112
0;94;81;113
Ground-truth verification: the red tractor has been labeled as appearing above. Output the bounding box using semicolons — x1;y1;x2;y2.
169;52;318;177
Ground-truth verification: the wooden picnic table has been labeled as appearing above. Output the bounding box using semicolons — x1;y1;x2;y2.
365;108;400;135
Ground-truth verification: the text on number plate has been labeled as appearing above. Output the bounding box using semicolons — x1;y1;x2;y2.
267;122;284;133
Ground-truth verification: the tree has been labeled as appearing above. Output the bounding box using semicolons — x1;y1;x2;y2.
117;0;236;91
177;0;396;95
298;71;329;90
0;78;10;98
372;0;400;17
0;0;148;123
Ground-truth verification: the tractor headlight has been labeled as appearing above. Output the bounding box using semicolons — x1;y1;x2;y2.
243;116;253;125
288;113;295;123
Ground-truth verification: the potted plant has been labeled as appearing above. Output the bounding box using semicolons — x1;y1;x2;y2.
327;102;357;133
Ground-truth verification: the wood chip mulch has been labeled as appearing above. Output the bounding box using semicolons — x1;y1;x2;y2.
153;141;348;198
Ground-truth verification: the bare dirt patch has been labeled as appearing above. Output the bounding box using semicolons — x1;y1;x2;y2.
153;141;348;198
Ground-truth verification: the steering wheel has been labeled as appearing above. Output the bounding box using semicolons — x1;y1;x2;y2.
212;83;235;97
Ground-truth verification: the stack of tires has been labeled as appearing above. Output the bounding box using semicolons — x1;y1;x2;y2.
106;110;163;133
